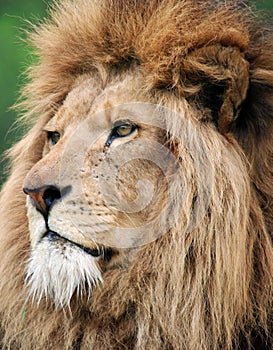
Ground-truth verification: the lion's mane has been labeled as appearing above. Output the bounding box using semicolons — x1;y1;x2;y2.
0;1;272;349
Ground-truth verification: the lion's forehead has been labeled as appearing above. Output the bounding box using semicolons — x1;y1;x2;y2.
47;73;146;132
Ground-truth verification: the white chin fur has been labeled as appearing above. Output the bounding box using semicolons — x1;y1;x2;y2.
26;238;102;308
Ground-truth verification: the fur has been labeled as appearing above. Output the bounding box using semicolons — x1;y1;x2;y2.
0;0;272;349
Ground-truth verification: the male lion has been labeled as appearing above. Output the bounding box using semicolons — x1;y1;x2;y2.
0;0;272;349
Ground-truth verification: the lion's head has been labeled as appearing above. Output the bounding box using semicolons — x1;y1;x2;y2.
23;74;177;307
0;1;272;349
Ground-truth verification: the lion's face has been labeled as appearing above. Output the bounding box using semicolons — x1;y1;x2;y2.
23;73;178;307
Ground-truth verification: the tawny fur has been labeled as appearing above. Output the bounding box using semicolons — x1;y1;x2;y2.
0;0;272;349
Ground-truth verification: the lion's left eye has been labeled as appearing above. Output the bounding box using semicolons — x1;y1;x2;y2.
106;122;137;147
115;124;135;137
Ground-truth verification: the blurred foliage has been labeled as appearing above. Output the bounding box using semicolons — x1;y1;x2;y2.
0;0;49;184
0;1;273;186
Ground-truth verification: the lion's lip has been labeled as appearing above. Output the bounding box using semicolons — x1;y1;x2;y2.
44;230;102;257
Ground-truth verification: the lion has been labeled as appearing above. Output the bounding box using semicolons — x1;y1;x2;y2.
0;0;272;349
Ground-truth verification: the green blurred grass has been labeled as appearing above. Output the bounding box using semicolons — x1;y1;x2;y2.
0;1;272;186
0;1;48;184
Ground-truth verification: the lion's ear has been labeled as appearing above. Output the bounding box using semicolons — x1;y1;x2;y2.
187;44;250;134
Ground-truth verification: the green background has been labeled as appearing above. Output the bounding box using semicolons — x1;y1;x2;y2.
0;0;273;185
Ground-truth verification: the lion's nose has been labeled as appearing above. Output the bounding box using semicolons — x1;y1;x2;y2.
23;185;61;217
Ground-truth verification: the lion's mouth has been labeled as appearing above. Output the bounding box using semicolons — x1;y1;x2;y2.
44;231;103;257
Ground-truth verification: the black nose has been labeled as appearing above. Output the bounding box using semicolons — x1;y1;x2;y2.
23;185;62;217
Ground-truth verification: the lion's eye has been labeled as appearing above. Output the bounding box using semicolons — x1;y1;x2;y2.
106;122;137;147
47;131;61;146
115;124;135;137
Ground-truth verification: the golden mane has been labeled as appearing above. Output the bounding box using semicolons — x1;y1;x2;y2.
0;0;272;349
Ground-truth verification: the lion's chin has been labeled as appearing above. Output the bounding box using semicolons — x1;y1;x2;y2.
43;230;103;257
26;233;103;308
